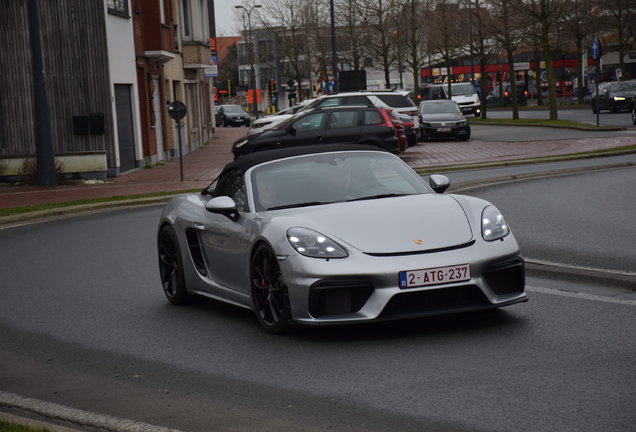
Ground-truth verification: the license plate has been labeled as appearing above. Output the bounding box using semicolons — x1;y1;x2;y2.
437;127;451;132
399;264;470;288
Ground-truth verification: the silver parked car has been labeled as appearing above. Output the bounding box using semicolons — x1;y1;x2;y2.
157;145;527;334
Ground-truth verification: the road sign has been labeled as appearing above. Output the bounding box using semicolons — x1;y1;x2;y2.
591;38;603;61
167;100;187;120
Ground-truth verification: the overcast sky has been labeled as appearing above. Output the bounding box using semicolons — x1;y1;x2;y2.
213;0;244;37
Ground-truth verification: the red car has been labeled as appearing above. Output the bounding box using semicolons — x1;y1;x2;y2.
382;108;407;153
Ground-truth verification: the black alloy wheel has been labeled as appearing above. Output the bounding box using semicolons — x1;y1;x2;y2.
591;101;597;114
251;244;290;334
158;225;191;305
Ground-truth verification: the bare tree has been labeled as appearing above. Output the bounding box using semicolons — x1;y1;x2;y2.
428;0;467;98
558;0;599;103
513;0;573;120
358;0;401;88
257;0;314;101
464;0;499;118
399;0;430;100
488;0;526;119
596;0;636;79
336;0;371;90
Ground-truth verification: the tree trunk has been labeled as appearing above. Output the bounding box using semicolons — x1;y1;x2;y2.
541;16;558;120
507;51;519;119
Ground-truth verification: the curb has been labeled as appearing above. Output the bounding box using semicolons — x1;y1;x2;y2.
0;196;171;228
469;121;626;131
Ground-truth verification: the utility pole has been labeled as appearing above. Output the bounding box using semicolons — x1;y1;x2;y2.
27;0;57;187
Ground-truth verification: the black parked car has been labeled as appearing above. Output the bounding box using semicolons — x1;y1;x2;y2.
215;105;251;127
232;106;399;158
418;100;471;141
592;80;636;113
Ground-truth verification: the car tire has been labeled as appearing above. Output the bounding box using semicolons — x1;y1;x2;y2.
632;108;636;125
222;119;228;127
158;225;191;305
591;102;597;114
251;243;291;334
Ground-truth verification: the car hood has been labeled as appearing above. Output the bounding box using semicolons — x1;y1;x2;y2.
420;112;464;122
276;194;474;254
612;90;634;98
252;114;294;126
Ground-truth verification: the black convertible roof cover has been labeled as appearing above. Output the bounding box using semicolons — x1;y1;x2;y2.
221;144;387;176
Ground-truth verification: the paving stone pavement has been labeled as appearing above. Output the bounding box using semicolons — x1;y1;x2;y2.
1;125;635;210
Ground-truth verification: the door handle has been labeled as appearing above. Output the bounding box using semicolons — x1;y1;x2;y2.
193;223;205;230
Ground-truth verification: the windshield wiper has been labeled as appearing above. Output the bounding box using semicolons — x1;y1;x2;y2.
266;201;329;210
347;193;408;202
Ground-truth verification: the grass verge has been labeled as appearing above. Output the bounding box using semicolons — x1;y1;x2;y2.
0;419;51;432
0;189;202;217
469;117;617;129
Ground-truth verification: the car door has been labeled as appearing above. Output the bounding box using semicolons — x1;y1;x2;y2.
322;109;362;144
198;168;251;292
280;111;328;147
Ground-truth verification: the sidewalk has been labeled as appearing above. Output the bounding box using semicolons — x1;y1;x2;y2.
1;125;635;210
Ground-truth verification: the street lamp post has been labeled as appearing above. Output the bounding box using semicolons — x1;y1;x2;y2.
235;4;261;120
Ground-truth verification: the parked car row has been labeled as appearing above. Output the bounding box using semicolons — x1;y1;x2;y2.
230;89;474;159
486;83;528;107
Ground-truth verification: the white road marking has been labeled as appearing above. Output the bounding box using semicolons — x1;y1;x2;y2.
525;258;636;278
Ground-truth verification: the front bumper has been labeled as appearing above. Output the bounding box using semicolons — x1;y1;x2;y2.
280;237;527;326
421;125;471;139
224;117;251;127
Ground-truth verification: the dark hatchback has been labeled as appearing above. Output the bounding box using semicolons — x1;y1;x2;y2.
592;80;636;113
232;106;399;158
418;100;471;141
215;105;251;127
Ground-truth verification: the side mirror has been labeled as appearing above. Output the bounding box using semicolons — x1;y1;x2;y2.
205;196;239;221
429;174;451;194
289;126;297;136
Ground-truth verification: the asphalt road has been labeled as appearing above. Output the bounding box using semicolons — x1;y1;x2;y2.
1;164;635;431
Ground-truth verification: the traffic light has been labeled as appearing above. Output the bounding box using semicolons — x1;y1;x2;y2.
272;80;277;92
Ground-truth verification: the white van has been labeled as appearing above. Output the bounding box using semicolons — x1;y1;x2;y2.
419;82;481;117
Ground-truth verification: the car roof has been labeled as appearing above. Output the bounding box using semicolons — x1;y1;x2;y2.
221;144;387;176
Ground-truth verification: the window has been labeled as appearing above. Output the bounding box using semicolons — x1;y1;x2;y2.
345;96;370;106
293;112;327;132
364;110;383;125
107;0;128;16
329;111;359;129
214;169;248;212
159;0;166;24
180;0;191;39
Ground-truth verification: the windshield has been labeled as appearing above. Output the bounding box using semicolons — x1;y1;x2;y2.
222;106;246;114
611;81;636;92
419;102;461;114
452;83;476;96
250;152;431;211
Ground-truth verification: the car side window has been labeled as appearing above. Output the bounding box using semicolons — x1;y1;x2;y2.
293;112;327;132
214;169;248;212
329;110;359;129
316;97;343;108
364;110;383;125
345;96;370;106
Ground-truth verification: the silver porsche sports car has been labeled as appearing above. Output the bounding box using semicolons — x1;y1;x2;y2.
157;145;527;334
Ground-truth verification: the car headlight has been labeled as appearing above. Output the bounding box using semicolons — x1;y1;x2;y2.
473;98;479;103
457;120;468;126
233;137;249;149
481;206;509;241
614;97;625;101
287;227;348;258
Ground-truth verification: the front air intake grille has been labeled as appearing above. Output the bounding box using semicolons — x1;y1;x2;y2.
309;280;375;317
379;285;490;320
484;259;525;296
